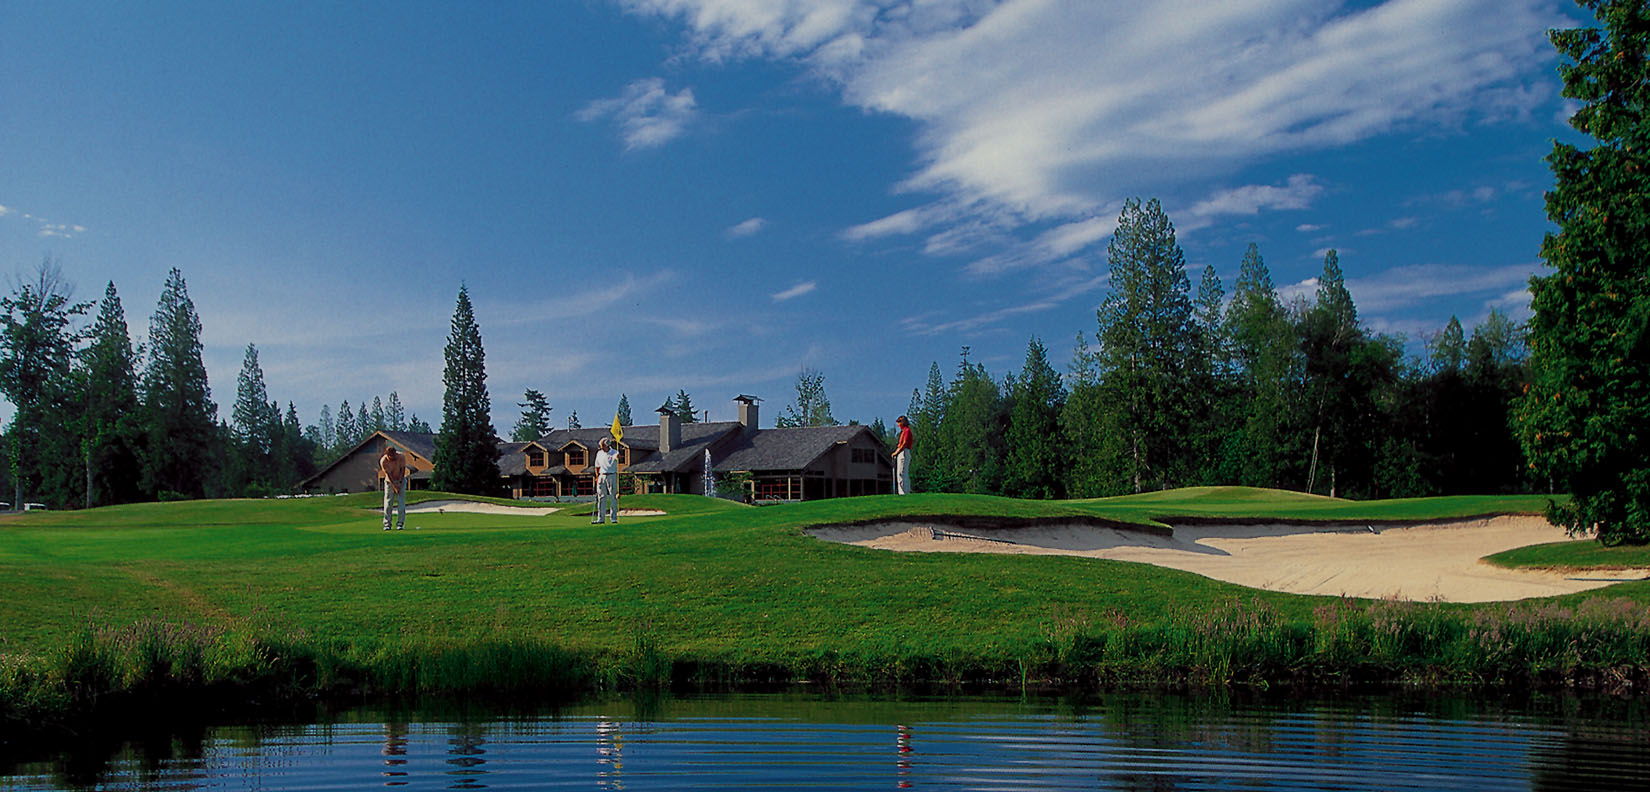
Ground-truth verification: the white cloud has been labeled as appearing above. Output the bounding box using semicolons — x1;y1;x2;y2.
1296;223;1325;233
771;280;816;301
622;0;1561;268
0;204;11;217
1182;174;1324;231
1346;262;1538;313
841;207;929;241
577;77;700;150
726;217;766;237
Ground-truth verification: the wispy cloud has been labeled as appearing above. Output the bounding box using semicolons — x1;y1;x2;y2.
577;77;700;150
1345;261;1538;314
623;0;1560;269
0;203;88;238
1182;175;1324;231
726;217;766;238
772;280;816;301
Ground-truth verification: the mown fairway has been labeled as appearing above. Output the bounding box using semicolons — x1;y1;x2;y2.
1;487;1636;663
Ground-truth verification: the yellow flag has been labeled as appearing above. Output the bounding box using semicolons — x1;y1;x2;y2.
611;413;624;443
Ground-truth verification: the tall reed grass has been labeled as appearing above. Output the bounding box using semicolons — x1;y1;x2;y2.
5;597;1647;734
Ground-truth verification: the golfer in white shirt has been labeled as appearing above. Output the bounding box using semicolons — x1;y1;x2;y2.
592;437;621;524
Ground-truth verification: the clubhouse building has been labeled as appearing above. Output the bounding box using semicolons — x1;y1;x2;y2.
301;395;895;503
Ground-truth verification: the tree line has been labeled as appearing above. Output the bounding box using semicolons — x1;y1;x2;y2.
897;198;1533;502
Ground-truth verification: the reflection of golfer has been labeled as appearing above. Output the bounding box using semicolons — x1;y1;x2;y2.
592;438;620;524
380;446;408;530
893;416;913;495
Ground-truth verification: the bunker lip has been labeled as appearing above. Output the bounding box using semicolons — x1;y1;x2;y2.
804;514;1650;604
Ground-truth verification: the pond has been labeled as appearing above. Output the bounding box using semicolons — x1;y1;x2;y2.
3;690;1646;790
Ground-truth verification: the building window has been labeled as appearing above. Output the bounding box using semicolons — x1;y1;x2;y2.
566;447;586;467
565;475;592;496
531;478;555;496
851;447;876;464
755;477;793;500
528;449;545;467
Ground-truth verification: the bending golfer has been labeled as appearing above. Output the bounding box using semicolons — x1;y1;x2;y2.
592;437;621;524
379;446;408;530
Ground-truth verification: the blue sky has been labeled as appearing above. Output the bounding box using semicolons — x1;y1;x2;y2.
0;0;1584;432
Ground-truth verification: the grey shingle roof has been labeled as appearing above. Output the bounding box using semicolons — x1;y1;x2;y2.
712;425;877;472
381;430;437;462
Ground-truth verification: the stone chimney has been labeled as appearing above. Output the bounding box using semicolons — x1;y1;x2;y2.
657;403;680;453
734;394;760;435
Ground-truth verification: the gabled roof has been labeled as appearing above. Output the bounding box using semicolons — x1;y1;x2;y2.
299;430;439;489
713;424;883;472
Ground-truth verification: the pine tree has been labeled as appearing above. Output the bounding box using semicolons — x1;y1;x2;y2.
616;393;633;426
1428;316;1467;375
673;390;698;423
385;392;407;431
1061;331;1123;497
317;404;335;453
79;281;143;507
231;345;272;453
1095;198;1197;492
0;261;90;507
1299;249;1363;496
409;414;433;434
911;361;948;492
512;388;553;441
335;400;355;451
1003;337;1065;499
566;410;581;429
356;403;370;442
1224;243;1298;489
140;268;218;499
932;350;1004;494
776;367;837;427
431;286;499;494
370;396;386;434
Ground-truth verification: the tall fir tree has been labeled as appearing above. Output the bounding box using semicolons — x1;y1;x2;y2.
1095;198;1197;493
0;261;89;507
385;391;407;431
776;367;837;427
431;286;499;494
931;349;1004;494
356;403;370;442
616;393;633;426
1061;331;1124;497
1223;244;1298;488
335;400;355;451
370;396;386;434
512;388;553;441
229;344;275;494
1299;249;1363;496
911;361;949;493
566;410;581;429
140;268;218;499
317;404;335;453
79;281;143;507
673;390;698;423
1002;337;1065;499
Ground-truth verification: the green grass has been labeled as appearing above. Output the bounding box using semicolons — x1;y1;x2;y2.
0;486;1643;728
1487;541;1650;571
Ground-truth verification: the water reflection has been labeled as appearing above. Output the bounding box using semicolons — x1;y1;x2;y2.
2;691;1646;791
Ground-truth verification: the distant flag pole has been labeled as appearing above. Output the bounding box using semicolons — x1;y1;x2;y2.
611;413;624;443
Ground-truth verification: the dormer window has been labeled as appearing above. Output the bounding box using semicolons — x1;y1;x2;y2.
567;447;587;467
527;449;545;467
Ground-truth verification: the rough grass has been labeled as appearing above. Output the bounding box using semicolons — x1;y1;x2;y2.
0;487;1643;730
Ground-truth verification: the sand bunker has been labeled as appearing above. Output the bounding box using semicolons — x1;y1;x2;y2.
807;516;1650;603
404;501;667;518
407;500;563;516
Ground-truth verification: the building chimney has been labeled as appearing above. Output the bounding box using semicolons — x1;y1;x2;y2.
657;403;680;453
734;394;760;434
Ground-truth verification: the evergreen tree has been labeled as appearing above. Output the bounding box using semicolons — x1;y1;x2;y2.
79;281;143;507
673;390;698;423
356;403;370;442
776;367;838;427
1061;331;1124;497
1188;262;1232;484
1003;337;1065;499
0;261;90;507
1224;244;1298;489
1095;198;1197;492
317;404;335;453
1428;316;1467;375
567;409;581;429
140;268;218;499
931;350;1004;494
1299;249;1362;496
335;400;355;451
409;414;433;434
229;344;275;494
231;344;272;453
370;396;386;434
512;388;553;441
385;392;407;431
616;393;633;426
431;286;499;494
911;361;949;493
